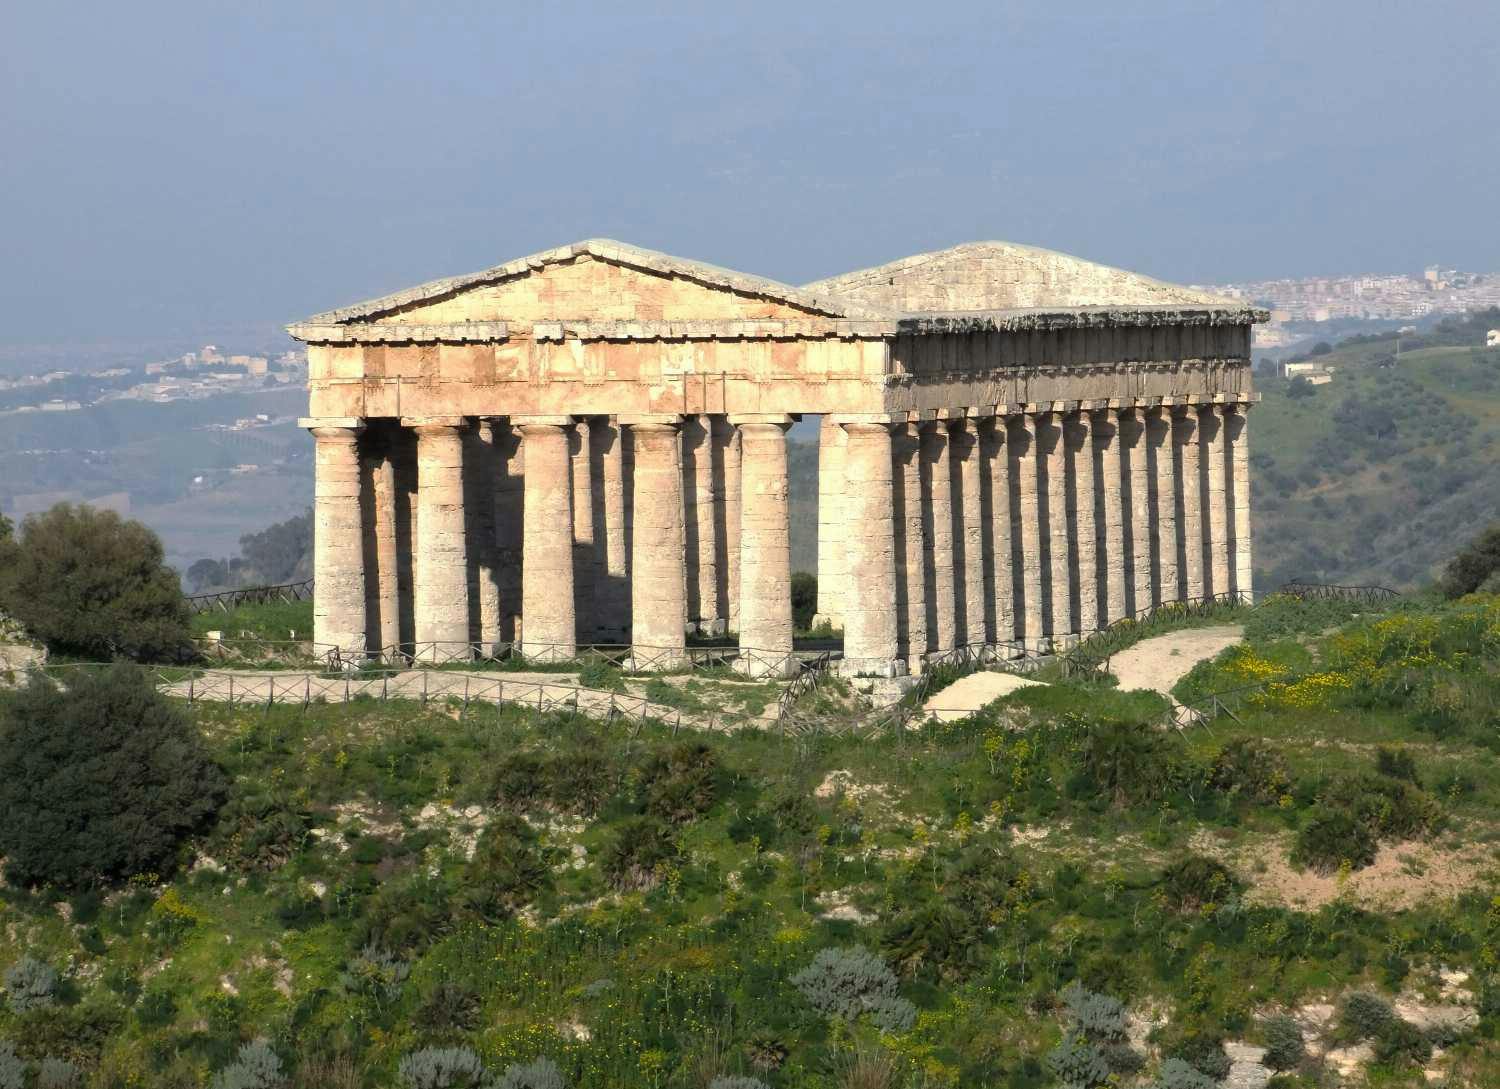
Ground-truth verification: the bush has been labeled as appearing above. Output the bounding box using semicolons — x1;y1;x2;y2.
601;817;679;890
1337;991;1395;1042
1077;720;1186;809
1161;856;1238;913
708;1079;769;1089
546;747;616;817
493;1057;567;1089
1372;1017;1431;1066
0;504;192;661
1061;983;1127;1041
1441;523;1500;598
457;815;550;921
1045;1031;1109;1088
791;572;818;631
1374;745;1419;784
212;1040;287;1089
1209;737;1290;802
339;945;410;1006
0;666;226;889
1261;1014;1305;1071
211;789;311;870
1152;1058;1217;1089
792;947;914;1030
1292;808;1376;873
640;741;719;823
488;753;549;810
415;981;482;1036
397;1047;487;1089
0;1043;23;1089
35;1059;82;1089
1293;771;1440;873
4;956;58;1013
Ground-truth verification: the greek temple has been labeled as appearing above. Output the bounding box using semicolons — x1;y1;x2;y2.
291;239;1264;677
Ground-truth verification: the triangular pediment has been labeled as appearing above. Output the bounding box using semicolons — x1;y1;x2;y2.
297;239;882;328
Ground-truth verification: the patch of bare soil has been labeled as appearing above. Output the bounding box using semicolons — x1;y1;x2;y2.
921;671;1045;721
1108;625;1244;700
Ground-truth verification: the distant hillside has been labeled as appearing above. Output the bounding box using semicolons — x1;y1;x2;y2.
1252;308;1500;590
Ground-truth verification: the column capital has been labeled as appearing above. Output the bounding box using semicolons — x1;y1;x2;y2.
400;415;465;434
726;413;794;426
618;413;683;430
510;414;575;429
300;417;364;437
830;412;894;427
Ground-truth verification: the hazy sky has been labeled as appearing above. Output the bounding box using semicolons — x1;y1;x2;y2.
2;1;1495;344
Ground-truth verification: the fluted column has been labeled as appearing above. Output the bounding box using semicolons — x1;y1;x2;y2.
892;423;929;670
813;414;847;630
1010;413;1044;648
466;420;502;652
1227;404;1254;601
625;417;687;669
1202;405;1231;599
919;420;955;654
1175;405;1204;601
593;417;630;641
683;415;724;635
985;418;1014;643
1147;407;1178;605
493;420;524;644
1068;409;1098;634
840;420;904;677
723;423;742;631
1096;409;1126;625
363;435;400;658
1041;410;1071;638
308;420;368;657
734;417;795;678
569;418;596;642
516;417;575;661
1124;408;1155;614
409;418;470;660
952;417;987;645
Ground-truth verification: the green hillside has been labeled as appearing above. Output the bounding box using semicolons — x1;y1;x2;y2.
1253;314;1500;591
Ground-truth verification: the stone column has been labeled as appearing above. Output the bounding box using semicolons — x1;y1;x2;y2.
1175;405;1204;601
408;417;470;660
1227;404;1254;602
1202;405;1231;599
733;416;795;677
569;417;596;642
813;414;846;630
625;417;688;669
892;422;929;670
516;417;575;661
1147;407;1179;605
840;419;904;676
1095;409;1126;625
363;435;401;658
952;417;987;646
682;415;724;635
1124;408;1154;614
984;418;1014;643
493;420;524;644
593;417;630;642
919;420;955;654
1068;410;1098;634
1010;413;1044;648
1041;410;1072;638
392;428;418;651
723;422;742;631
466;419;502;653
307;420;368;658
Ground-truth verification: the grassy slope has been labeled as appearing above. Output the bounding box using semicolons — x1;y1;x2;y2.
5;597;1500;1086
1253;338;1500;590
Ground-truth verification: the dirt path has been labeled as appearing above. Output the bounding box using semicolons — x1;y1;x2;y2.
1108;625;1243;700
922;671;1045;722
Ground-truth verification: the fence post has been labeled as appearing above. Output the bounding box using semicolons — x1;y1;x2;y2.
228;675;234;705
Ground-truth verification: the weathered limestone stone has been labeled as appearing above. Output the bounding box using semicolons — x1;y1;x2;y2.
1147;407;1178;605
1202;405;1231;598
309;422;368;656
466;420;502;651
952;417;987;645
813;415;846;631
1095;409;1127;624
1068;410;1098;633
1122;408;1154;614
734;417;795;677
840;420;904;677
409;419;471;659
984;418;1013;642
569;417;596;640
1175;406;1204;600
1227;405;1254;601
626;418;688;669
493;420;524;643
682;415;724;635
722;422;742;631
1010;414;1044;648
1041;411;1072;638
592;417;630;641
392;428;418;649
920;421;956;654
892;423;929;669
364;438;401;657
516;418;575;661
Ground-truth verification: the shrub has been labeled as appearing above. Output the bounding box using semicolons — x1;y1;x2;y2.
1209;737;1290;802
1164;1036;1230;1081
708;1079;769;1089
493;1057;567;1089
1293;771;1440;873
601;817;679;891
0;1043;24;1089
397;1047;487;1089
1161;856;1238;913
489;753;549;810
1152;1058;1217;1089
1372;1017;1431;1066
0;503;192;661
339;945;410;1006
0;666;226;889
457;815;549;921
4;956;57;1013
1261;1014;1305;1071
1374;745;1419;784
640;741;719;823
212;1040;287;1089
546;747;616;817
790;571;818;631
35;1058;82;1089
1077;720;1185;808
1292;808;1376;872
415;981;482;1036
212;789;311;870
1440;523;1500;598
1045;1031;1109;1089
792;947;913;1030
1337;991;1395;1042
744;1031;788;1072
1061;983;1127;1040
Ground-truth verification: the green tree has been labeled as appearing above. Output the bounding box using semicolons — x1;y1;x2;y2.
791;571;818;631
0;503;191;661
1441;523;1500;599
0;665;226;889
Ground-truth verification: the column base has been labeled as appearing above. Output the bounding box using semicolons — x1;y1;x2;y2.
838;657;909;680
626;648;690;672
520;642;577;664
734;650;798;680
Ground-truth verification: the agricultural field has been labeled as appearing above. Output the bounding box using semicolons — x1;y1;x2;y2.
4;594;1500;1086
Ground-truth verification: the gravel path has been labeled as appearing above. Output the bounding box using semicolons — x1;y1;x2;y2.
1107;625;1244;700
922;671;1045;721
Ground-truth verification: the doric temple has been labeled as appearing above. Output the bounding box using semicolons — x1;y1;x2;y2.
292;239;1265;677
